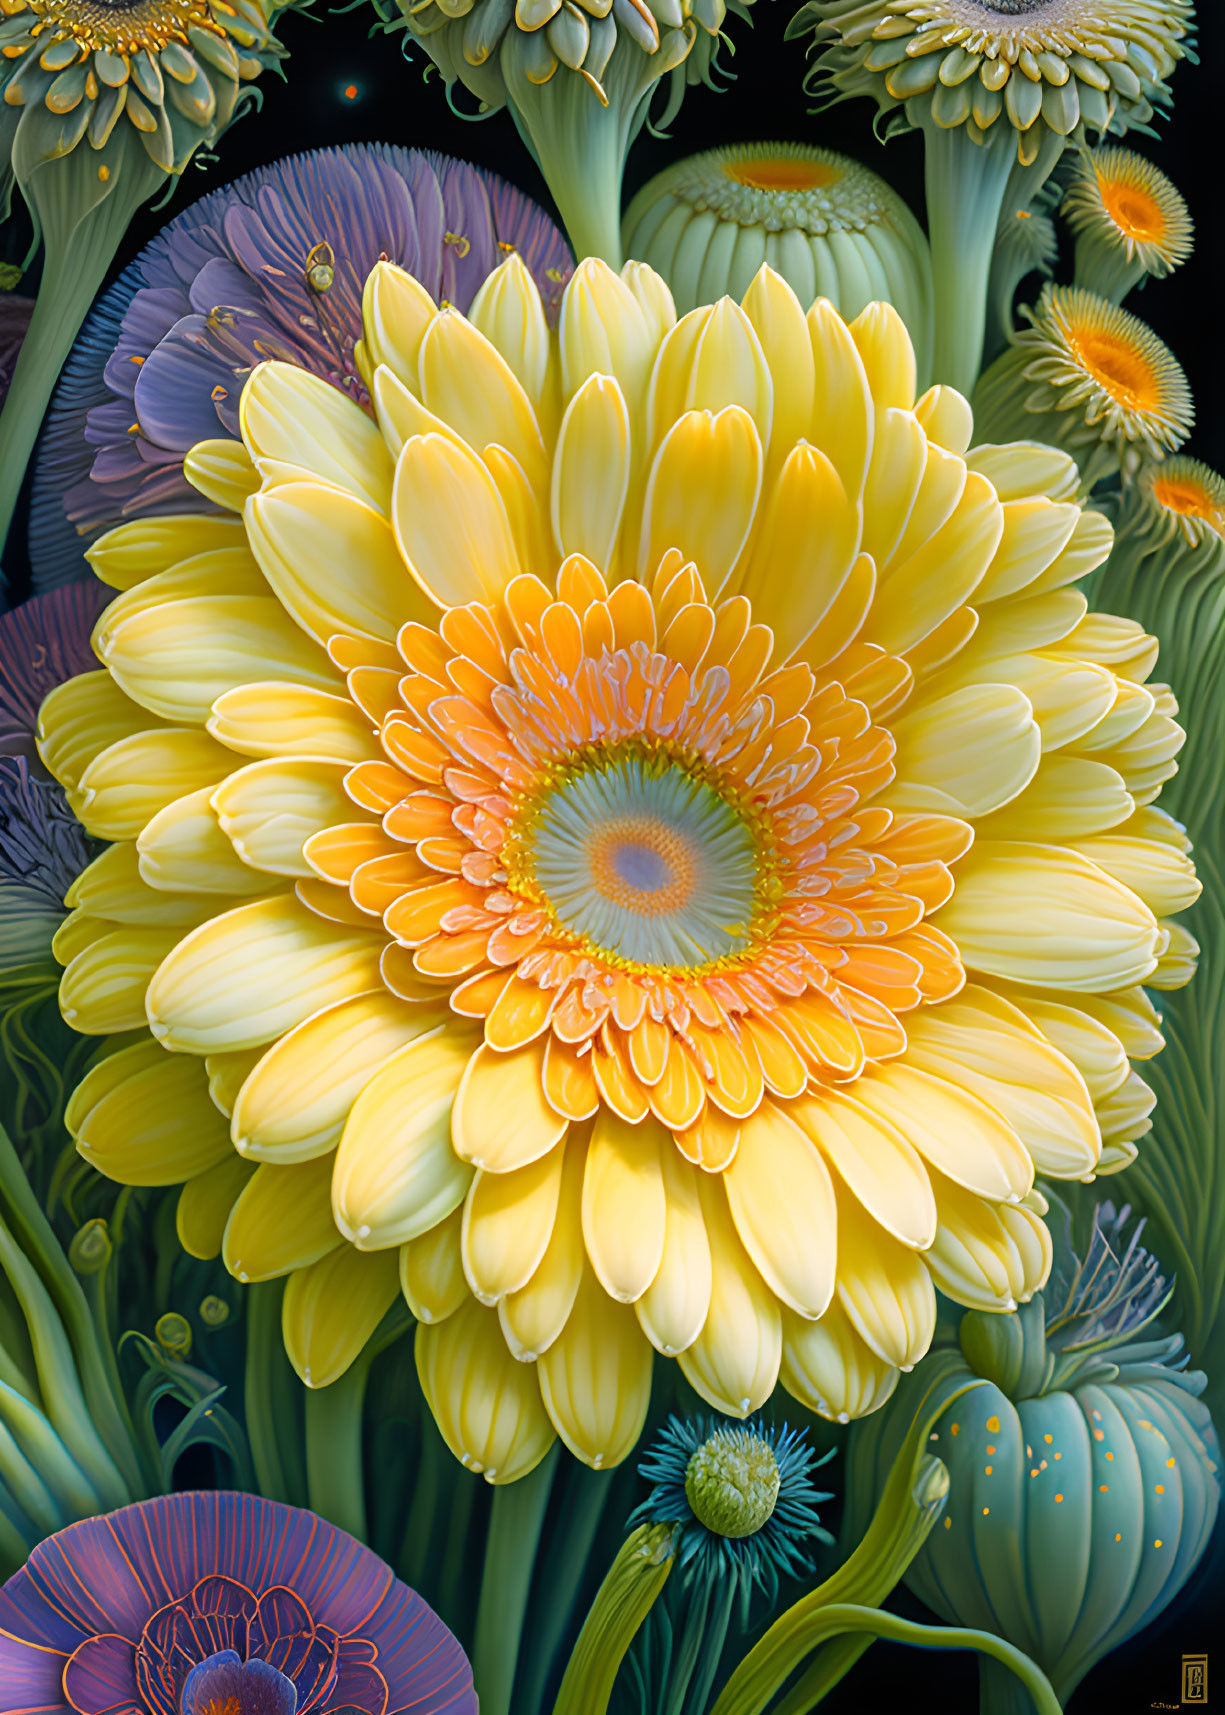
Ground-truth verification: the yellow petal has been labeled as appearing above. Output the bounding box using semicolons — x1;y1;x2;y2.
850;301;916;411
400;1206;468;1325
560;259;656;408
86;514;248;589
581;1111;666;1303
621;260;676;348
223;1155;341;1281
934;840;1161;992
973;754;1133;842
859;408;927;570
332;1026;476;1247
888;684;1040;817
742;265;815;478
65;1037;164;1133
924;1169;1041;1311
65;842;212;927
240;361;393;511
463;1143;567;1304
468;253;553;418
205;1047;264;1117
99;595;338;725
683;298;774;448
184;439;261;512
419;306;546;482
76;728;233;841
792;1088;937;1249
137;787;275;897
71;1044;232;1184
833;1192;936;1370
283;1245;400;1388
416;1296;556;1483
780;1299;899;1423
360;260;436;392
60;924;182;1035
212;759;354;878
37;671;161;791
146;895;385;1054
245;482;433;647
734;442;858;660
551;374;630;569
500;1132;587;1361
208;681;378;765
635;1146;711;1357
1072;832;1200;917
233;991;445;1162
638;407;762;595
997;989;1129;1102
871;471;1003;654
724;1101;837;1317
974;497;1081;604
452;1040;568;1171
936;652;1117;752
852;1063;1034;1203
905;985;1101;1179
177;1155;256;1260
392;433;521;609
807;297;874;500
914;384;973;455
678;1173;781;1417
967;440;1079;503
537;1264;652;1470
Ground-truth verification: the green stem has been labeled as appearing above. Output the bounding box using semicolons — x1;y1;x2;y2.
982;1652;1055;1715
513;1464;615;1715
0;140;164;565
397;1409;449;1590
553;1522;678;1715
245;1281;307;1508
681;1576;737;1715
925;124;1017;396
304;1345;375;1541
747;1606;1062;1715
435;1465;481;1643
473;1446;559;1715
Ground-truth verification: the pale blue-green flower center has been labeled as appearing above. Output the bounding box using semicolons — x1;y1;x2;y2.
524;751;762;970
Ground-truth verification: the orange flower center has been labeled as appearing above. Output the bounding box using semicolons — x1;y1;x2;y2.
724;156;842;193
1150;473;1222;524
1068;324;1159;411
1098;176;1166;244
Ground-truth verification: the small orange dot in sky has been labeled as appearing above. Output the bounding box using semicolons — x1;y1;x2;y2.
982;1507;990;1515
1055;1494;1064;1503
1115;1533;1122;1542
1155;1484;1165;1495
344;84;358;98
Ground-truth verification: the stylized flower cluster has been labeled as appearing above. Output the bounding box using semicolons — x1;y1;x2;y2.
791;0;1195;161
0;1490;477;1713
31;144;572;588
973;282;1193;474
622;141;933;367
41;255;1198;1481
0;0;291;175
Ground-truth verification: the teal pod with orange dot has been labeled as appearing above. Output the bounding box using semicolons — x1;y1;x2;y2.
845;1204;1220;1714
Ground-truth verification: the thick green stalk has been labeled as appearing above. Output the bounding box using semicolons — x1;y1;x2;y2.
678;1576;737;1715
397;1411;449;1590
473;1446;559;1715
513;1464;615;1715
925;124;1018;396
553;1522;678;1715
304;1349;374;1542
0;141;164;564
245;1281;307;1508
434;1463;480;1642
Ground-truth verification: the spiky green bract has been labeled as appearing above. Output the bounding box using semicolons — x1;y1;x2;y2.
850;1203;1221;1712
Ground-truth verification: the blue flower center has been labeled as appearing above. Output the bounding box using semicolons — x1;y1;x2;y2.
179;1652;298;1715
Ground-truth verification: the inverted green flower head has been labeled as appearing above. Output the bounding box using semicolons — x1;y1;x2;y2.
0;0;292;173
621;141;934;364
788;0;1195;163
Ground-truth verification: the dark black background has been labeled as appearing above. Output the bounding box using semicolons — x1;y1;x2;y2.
30;4;1225;1707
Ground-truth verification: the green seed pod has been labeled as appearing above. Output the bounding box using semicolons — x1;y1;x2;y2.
69;1219;112;1276
852;1203;1220;1710
155;1312;193;1360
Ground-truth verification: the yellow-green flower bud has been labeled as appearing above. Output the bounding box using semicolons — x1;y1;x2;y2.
684;1425;782;1539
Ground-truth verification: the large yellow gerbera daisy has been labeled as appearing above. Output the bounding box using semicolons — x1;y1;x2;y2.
41;257;1197;1482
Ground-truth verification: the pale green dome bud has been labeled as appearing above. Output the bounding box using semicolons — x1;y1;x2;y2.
684;1425;782;1539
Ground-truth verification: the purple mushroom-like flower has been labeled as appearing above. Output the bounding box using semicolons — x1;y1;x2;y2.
0;1491;477;1715
0;584;109;758
29;143;573;591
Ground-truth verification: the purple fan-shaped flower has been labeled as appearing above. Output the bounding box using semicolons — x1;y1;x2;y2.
30;144;573;590
0;582;109;757
0;1491;477;1715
